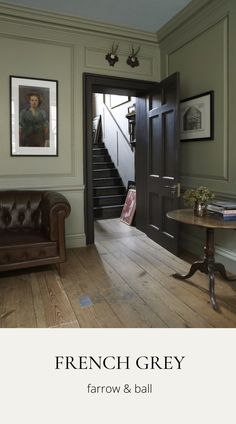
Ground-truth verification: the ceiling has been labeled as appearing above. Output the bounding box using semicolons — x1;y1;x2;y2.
2;0;193;32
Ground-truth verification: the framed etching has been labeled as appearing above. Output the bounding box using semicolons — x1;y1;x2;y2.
10;76;58;156
120;188;136;226
180;91;214;141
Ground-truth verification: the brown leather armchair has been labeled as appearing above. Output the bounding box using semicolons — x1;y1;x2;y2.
0;190;71;274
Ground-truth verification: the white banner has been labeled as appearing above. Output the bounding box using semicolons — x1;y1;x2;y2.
0;329;235;424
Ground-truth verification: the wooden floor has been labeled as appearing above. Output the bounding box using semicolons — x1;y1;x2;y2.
1;218;236;328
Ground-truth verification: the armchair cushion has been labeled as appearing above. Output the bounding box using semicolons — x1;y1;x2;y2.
0;190;71;273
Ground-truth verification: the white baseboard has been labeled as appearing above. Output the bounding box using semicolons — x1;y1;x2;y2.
181;231;236;274
214;245;236;275
66;233;86;248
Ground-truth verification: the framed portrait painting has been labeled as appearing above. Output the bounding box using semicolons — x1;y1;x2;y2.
180;91;214;141
10;76;58;156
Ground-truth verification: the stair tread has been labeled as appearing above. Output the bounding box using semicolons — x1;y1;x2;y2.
93;162;113;165
93;176;120;178
93;204;124;210
93;166;114;169
93;168;116;171
92;148;107;151
93;194;126;199
93;177;121;181
94;185;125;189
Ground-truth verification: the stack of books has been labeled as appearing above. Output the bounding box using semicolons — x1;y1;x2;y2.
207;201;236;221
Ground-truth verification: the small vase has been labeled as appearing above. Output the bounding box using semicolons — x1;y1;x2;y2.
194;202;207;217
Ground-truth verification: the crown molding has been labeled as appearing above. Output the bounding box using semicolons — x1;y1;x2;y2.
0;1;157;43
156;0;215;43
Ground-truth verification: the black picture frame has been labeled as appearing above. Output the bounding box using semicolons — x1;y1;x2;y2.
10;75;58;156
180;91;214;142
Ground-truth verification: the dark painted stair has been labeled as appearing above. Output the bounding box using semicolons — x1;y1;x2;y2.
93;142;126;219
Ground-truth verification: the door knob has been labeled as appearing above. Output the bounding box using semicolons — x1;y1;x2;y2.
164;183;181;197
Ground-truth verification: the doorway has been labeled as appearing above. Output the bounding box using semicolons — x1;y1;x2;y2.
83;73;156;245
83;72;180;253
92;92;134;221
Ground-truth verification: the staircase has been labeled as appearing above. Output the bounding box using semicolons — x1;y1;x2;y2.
93;142;126;219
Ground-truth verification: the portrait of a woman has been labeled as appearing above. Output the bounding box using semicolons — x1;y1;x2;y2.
19;91;49;147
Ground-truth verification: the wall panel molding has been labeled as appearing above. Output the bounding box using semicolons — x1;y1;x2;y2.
85;46;154;77
157;0;227;45
0;1;157;43
164;16;229;183
0;0;160;247
0;177;84;191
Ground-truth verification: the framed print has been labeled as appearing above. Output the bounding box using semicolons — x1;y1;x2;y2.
120;188;136;226
180;91;214;141
10;76;58;156
128;104;136;114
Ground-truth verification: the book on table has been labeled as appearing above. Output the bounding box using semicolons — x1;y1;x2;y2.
208;201;236;209
207;200;236;220
207;205;236;215
207;211;236;220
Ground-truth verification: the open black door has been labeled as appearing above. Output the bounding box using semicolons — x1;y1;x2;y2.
136;72;180;255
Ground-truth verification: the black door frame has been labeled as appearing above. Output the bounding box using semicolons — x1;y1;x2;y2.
83;72;156;244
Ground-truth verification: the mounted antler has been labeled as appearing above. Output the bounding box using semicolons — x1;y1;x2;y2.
111;41;119;55
105;42;119;66
127;45;141;68
132;45;141;57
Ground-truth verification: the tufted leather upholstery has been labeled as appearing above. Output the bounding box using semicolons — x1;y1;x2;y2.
0;190;71;273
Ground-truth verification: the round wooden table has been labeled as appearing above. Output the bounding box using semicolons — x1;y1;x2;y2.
167;209;236;310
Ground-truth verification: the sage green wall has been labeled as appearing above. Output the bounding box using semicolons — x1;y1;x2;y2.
159;0;236;272
0;2;159;247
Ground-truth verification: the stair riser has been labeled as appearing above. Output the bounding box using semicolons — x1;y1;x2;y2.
93;178;122;187
92;148;108;156
92;155;111;163
93;162;114;169
93;143;104;148
93;169;119;178
93;195;126;206
93;187;126;196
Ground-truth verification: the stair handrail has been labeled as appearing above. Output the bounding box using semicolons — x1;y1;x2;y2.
92;115;102;144
103;103;133;151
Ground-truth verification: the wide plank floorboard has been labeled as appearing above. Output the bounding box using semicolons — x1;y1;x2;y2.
0;218;236;328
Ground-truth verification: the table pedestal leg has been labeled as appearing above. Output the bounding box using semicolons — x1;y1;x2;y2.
173;228;236;310
214;262;236;281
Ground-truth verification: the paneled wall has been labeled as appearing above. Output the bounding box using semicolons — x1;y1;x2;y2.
158;0;236;272
0;2;159;247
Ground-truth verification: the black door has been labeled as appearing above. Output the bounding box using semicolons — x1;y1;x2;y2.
136;72;180;255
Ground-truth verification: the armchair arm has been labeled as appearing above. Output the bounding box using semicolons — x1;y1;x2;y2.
41;191;71;241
